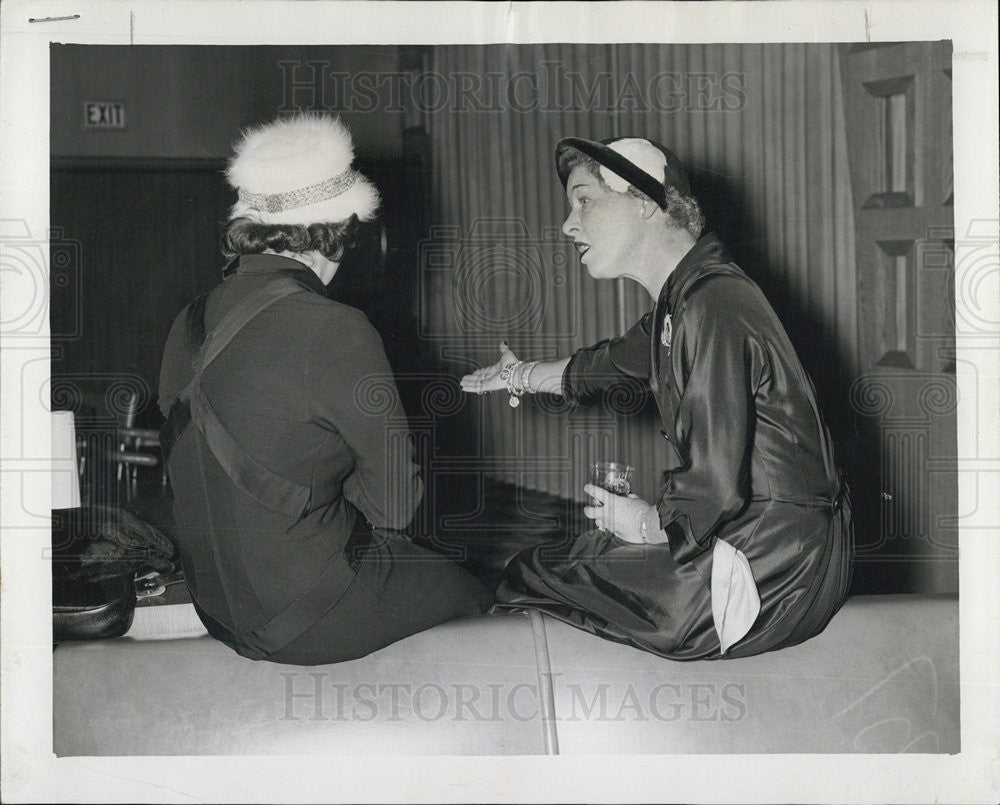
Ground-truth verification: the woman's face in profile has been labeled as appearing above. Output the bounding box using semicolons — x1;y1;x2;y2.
561;165;642;281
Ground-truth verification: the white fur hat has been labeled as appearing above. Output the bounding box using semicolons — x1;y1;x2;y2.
225;113;380;226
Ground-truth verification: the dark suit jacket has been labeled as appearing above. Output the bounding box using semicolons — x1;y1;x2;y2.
158;253;422;657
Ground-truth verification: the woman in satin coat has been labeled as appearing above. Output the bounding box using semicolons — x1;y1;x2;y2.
461;136;852;660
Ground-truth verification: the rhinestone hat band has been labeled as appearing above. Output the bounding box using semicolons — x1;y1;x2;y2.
238;169;359;214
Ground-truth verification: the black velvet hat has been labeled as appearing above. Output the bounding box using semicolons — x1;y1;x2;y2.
555;136;691;208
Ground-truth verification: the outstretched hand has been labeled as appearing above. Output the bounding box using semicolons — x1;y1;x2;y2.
459;341;519;395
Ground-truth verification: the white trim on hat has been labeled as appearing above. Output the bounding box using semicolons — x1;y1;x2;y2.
601;138;669;194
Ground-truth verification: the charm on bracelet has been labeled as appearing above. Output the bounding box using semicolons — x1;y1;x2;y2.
502;359;525;408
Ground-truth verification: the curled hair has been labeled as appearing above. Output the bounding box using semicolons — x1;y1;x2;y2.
628;184;704;240
558;148;704;239
221;216;362;261
557;149;604;188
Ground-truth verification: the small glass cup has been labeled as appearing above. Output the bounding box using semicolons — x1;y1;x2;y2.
589;461;634;536
591;461;634;497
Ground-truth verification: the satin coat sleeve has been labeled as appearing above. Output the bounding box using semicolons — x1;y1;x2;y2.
657;277;767;565
306;306;423;530
562;312;654;404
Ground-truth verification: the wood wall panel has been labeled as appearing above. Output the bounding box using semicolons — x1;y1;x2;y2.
840;41;957;594
50;165;232;424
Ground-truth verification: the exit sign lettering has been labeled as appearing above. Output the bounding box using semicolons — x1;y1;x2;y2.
84;102;126;129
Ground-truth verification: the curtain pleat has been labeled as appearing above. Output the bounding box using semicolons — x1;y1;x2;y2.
424;44;856;504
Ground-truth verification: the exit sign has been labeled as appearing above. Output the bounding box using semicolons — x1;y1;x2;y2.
84;102;126;129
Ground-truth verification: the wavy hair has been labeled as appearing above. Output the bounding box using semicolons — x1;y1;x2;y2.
221;216;363;262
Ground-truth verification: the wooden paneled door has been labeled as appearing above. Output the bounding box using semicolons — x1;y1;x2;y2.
840;42;957;593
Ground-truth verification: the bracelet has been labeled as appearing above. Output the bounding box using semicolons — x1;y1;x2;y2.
522;361;539;394
640;509;668;545
512;362;527;395
500;360;524;408
500;358;539;408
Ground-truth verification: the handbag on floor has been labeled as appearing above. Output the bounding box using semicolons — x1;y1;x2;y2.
52;505;176;642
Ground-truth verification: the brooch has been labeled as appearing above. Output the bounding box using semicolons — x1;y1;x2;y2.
661;312;672;349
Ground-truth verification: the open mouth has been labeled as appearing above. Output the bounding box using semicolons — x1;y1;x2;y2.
574;242;590;257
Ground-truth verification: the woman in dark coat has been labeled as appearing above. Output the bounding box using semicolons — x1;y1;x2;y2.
461;136;852;660
159;114;491;665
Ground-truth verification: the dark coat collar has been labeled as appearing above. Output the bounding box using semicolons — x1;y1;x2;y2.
223;253;329;297
648;232;739;393
661;232;734;315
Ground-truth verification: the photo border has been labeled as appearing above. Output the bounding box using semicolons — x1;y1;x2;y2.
1;1;997;802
